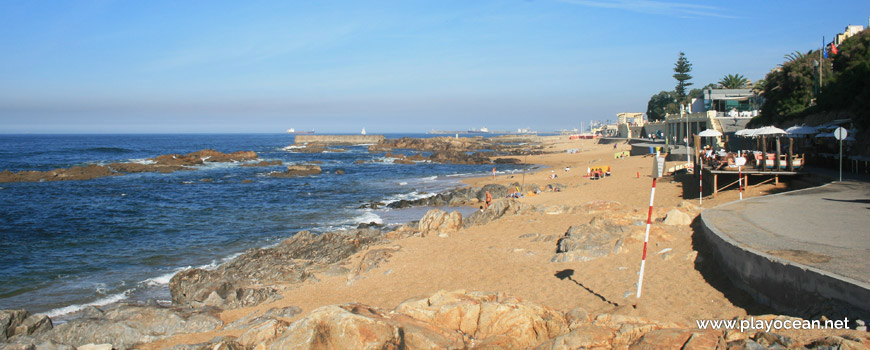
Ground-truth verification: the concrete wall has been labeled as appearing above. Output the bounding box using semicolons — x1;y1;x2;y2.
294;135;385;145
700;200;870;318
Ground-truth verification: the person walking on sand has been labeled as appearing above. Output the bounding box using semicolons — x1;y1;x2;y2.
485;191;492;209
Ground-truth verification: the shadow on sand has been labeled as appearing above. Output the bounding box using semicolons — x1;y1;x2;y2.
554;269;620;307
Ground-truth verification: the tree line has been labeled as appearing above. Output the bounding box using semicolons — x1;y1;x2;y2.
646;30;870;130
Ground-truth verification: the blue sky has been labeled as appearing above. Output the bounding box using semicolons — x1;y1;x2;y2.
1;1;868;133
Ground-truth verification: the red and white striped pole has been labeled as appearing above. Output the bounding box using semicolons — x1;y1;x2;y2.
738;165;743;200
636;175;658;301
699;167;703;205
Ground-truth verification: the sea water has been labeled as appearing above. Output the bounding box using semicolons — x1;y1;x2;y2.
0;133;526;317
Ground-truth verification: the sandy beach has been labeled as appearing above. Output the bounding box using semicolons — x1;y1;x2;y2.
133;136;867;349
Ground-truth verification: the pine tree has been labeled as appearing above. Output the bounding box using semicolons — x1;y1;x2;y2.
673;52;693;104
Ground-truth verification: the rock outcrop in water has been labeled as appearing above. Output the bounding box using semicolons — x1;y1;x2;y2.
0;149;265;183
269;164;322;177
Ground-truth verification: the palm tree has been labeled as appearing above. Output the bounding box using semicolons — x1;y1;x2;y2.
718;74;749;89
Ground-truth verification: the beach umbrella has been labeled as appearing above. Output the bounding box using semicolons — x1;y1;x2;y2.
735;128;756;137
698;129;723;137
753;126;787;136
785;125;818;136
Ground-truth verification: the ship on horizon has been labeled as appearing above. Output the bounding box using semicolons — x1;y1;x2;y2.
467;127;489;134
287;128;315;134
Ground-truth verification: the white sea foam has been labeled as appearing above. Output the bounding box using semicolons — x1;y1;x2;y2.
351;210;383;225
282;145;306;150
42;290;132;318
129;158;156;165
382;191;436;205
398;182;408;186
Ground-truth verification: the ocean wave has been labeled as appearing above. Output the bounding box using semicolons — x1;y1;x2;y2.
281;145;306;151
41;289;132;318
382;191;436;205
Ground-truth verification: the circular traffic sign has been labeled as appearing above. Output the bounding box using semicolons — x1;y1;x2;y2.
834;127;848;141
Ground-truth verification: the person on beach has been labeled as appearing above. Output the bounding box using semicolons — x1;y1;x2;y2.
485;191;492;209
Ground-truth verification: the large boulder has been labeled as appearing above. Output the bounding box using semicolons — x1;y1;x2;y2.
663;209;693;226
1;310;34;341
396;290;568;349
464;198;536;227
418;209;463;236
551;216;634;263
269;305;406;350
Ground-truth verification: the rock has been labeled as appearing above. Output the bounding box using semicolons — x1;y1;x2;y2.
269;305;405;349
334;169;345;175
0;165;122;183
396;290;568;349
271;165;322;177
13;314;52;337
44;305;222;350
726;338;767;350
552;220;631;263
536;325;614;349
1;309;29;341
806;336;867;350
752;332;794;348
494;158;522;164
629;329;723;350
170;229;388;309
347;247;401;283
186;150;258;163
663;209;692;226
418;209;463;236
238;319;291;348
464;198;536;227
77;344;113;350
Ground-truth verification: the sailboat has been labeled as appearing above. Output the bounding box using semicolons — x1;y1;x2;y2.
361;128;366;135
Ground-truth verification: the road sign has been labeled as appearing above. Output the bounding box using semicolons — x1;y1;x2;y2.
834;127;848;141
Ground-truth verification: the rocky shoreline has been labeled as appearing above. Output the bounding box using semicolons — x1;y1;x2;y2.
2;191;866;349
3;136;868;350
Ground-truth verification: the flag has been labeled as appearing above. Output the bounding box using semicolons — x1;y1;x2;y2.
823;36;827;59
831;43;838;55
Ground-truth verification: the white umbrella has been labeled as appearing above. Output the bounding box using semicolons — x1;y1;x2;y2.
786;125;818;135
698;129;723;137
735;128;756;137
753;126;787;136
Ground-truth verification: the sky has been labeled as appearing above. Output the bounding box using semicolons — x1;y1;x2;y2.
1;1;868;134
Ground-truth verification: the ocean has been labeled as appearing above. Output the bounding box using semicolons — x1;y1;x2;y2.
0;133;527;317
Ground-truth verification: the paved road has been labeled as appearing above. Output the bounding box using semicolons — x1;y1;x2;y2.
704;180;870;284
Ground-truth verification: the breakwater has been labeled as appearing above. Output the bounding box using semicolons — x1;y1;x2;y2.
294;135;385;145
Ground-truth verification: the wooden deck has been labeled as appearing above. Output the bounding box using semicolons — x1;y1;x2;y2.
700;165;801;197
